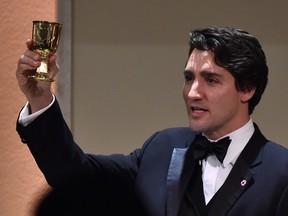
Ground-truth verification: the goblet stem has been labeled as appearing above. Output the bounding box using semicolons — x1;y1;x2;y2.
28;55;54;82
37;55;49;73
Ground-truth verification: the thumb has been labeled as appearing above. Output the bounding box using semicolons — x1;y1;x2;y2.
48;55;59;79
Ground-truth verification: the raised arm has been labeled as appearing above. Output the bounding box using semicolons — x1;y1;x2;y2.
16;40;140;188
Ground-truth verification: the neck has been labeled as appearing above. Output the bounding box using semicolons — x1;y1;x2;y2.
204;118;252;140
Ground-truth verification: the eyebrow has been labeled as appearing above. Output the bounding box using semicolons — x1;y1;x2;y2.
201;71;223;78
184;70;223;78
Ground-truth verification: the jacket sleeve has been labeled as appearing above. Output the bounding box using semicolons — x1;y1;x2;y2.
16;99;140;188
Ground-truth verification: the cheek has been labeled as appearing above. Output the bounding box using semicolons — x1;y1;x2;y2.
210;91;241;115
182;87;189;102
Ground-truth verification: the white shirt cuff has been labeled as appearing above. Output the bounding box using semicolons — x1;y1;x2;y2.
18;95;55;126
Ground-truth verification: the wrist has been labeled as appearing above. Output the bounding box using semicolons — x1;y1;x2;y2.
28;93;54;113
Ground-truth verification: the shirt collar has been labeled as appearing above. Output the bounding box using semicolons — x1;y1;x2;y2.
222;119;255;167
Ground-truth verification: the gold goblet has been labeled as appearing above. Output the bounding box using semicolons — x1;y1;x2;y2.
29;20;62;82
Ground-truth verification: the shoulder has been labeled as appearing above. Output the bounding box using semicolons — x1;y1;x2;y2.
134;127;196;172
259;141;288;186
258;141;288;180
253;124;288;164
263;141;288;162
154;127;195;142
158;127;195;136
141;127;196;150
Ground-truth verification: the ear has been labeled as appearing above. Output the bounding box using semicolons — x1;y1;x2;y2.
241;88;256;103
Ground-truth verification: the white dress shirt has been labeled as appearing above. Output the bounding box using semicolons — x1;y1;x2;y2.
201;119;255;204
18;95;56;126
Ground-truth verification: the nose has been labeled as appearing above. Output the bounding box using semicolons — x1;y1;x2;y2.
187;80;203;100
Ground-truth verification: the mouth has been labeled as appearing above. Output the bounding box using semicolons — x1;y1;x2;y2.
191;106;208;112
189;106;209;117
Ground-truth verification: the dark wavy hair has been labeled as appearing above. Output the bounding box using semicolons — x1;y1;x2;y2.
188;27;268;114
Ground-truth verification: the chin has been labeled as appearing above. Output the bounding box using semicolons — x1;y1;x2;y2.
189;124;205;133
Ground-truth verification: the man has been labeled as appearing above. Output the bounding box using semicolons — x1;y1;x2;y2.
16;27;288;215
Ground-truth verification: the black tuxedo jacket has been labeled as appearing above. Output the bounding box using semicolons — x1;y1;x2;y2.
17;100;288;216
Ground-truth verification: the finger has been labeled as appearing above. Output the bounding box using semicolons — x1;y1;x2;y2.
49;54;57;62
18;62;38;73
23;49;41;61
26;39;33;50
18;53;40;69
16;54;39;81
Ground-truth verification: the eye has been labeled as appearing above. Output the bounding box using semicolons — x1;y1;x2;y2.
184;72;194;83
206;76;219;85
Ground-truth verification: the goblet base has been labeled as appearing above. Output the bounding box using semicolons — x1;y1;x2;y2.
28;72;54;82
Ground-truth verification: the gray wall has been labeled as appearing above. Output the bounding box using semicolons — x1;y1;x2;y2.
70;1;288;154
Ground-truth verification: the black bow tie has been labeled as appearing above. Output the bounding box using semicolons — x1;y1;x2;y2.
192;134;231;163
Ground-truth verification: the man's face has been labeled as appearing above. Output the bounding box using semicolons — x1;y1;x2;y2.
183;49;254;139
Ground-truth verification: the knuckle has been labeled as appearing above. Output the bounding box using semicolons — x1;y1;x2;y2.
18;54;25;63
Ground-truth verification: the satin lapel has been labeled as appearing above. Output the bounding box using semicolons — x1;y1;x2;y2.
166;148;188;216
166;136;198;216
206;124;268;216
